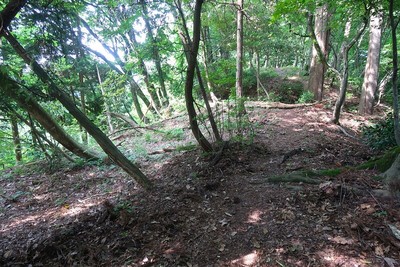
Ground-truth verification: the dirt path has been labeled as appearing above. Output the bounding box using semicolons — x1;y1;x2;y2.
1;104;399;266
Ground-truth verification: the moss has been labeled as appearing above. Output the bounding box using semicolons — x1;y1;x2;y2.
315;168;342;177
292;168;341;178
357;147;400;172
267;173;321;184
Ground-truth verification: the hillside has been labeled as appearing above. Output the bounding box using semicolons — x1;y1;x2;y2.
1;101;399;267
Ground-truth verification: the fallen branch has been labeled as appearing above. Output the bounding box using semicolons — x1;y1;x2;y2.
148;148;176;155
245;101;316;109
336;125;360;140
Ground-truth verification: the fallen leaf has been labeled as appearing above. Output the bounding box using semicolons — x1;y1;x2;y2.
252;240;261;248
219;218;229;226
383;257;398;267
374;245;384;256
330;236;354;245
3;250;13;259
388;224;400;241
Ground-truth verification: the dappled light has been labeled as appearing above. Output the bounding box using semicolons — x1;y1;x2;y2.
317;248;371;266
1;0;399;265
247;210;264;224
1;194;102;234
230;250;259;266
2;105;398;266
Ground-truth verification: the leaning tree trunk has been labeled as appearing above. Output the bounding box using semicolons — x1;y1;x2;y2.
1;73;101;160
185;0;213;152
359;10;383;115
11;109;75;162
2;29;153;190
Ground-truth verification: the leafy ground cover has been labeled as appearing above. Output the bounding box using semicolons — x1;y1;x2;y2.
1;100;399;266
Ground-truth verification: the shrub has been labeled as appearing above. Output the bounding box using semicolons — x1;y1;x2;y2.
296;90;314;103
361;113;397;151
278;81;304;104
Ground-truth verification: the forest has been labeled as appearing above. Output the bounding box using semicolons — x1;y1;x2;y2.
0;0;400;266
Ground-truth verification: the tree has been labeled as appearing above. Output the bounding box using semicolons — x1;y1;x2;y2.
140;0;169;106
331;17;368;124
380;0;399;190
0;72;101;160
185;0;213;152
235;0;245;113
78;15;154;123
359;9;384;115
308;3;329;101
173;0;222;143
0;0;153;189
10;113;22;164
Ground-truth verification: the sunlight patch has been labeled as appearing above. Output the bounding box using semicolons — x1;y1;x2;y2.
317;248;371;266
247;210;263;224
230;251;259;266
0;211;54;233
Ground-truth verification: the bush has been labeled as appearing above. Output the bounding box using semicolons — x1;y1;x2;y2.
278;81;304;104
296;90;314;104
361;114;397;151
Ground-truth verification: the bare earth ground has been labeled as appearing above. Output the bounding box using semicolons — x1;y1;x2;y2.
1;101;400;267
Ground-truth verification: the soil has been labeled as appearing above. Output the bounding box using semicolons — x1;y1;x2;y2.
1;98;400;267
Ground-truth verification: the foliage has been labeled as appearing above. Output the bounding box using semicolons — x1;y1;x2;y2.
163;128;185;141
276;80;304;104
361;114;397;151
296;90;314;103
176;143;197;152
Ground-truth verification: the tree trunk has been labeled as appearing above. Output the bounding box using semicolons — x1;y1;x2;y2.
128;79;148;123
2;29;153;190
128;29;162;110
10;113;22;164
200;26;218;103
140;0;169;106
96;65;114;133
331;20;368;124
332;48;349;124
185;0;213;152
236;0;245;113
174;0;222;142
1;73;100;160
376;70;393;105
359;10;383;115
76;16;88;144
389;0;400;146
108;112;138;128
381;154;400;193
79;17;151;122
12;109;75;162
381;0;400;194
308;5;329;101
